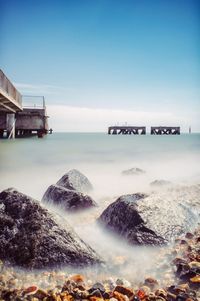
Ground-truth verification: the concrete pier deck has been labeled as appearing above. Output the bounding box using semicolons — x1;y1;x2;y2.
0;70;22;113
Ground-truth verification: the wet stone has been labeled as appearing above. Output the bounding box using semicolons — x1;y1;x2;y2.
91;282;105;293
89;289;103;298
114;285;134;298
144;277;159;289
113;291;129;301
102;291;111;299
185;233;194;240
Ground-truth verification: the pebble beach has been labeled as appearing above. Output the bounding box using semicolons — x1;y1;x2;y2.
0;227;199;301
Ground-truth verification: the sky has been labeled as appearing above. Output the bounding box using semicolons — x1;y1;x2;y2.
0;0;200;132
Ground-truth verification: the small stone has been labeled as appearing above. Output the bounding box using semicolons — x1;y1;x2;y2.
137;289;146;299
61;294;74;301
103;291;111;299
190;275;200;283
91;282;105;293
33;289;49;299
104;278;116;290
185;233;194;239
180;240;188;245
188;261;200;269
155;289;167;298
89;289;103;298
72;288;89;299
144;277;159;289
113;291;129;301
69;274;85;283
155;297;166;301
114;285;134;298
167;292;176;300
130;297;140;301
89;297;104;301
175;293;190;301
24;285;38;295
177;284;189;292
148;292;156;300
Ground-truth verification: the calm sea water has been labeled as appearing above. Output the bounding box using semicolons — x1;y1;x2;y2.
0;133;200;282
0;133;199;199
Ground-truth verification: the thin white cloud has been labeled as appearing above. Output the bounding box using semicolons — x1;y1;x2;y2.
13;82;73;95
47;105;195;132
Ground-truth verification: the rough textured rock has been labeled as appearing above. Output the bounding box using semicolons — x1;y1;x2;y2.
56;169;93;193
42;184;97;211
122;168;145;176
0;188;102;269
98;192;198;246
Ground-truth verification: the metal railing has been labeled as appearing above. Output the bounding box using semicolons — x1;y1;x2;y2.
22;95;46;109
0;69;22;107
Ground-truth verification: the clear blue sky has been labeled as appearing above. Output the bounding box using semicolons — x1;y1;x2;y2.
0;0;200;130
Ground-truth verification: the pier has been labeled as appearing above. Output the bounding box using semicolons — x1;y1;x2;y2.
151;126;180;135
108;126;146;135
108;125;181;135
0;70;50;138
15;101;49;138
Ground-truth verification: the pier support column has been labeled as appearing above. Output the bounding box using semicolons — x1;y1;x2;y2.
6;113;16;139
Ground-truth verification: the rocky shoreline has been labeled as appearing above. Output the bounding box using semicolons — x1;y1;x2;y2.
0;169;199;300
0;227;199;301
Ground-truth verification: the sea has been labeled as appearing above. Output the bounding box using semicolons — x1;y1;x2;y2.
0;133;200;284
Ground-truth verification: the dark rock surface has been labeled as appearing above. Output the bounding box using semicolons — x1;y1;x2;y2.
98;192;198;246
122;168;145;176
0;188;102;269
56;169;93;193
42;184;97;211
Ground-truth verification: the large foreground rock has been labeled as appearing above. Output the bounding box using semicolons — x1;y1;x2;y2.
98;192;198;246
42;184;97;211
0;188;102;269
56;169;93;193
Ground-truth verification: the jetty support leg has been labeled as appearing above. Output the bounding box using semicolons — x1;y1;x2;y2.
7;113;16;139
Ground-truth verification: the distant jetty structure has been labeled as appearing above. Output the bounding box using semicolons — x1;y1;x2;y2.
151;126;180;135
108;125;181;135
0;69;51;138
108;126;146;135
